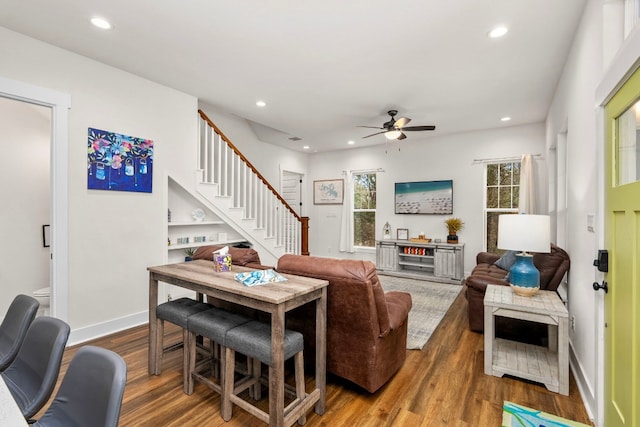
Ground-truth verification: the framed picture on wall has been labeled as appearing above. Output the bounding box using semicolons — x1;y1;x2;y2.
397;228;409;240
313;179;344;204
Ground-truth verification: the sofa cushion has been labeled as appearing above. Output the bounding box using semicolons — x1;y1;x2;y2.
192;244;261;266
277;254;392;337
494;250;517;271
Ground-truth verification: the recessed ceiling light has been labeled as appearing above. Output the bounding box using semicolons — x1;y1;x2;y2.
90;17;112;30
256;100;266;107
348;140;355;145
303;145;310;150
501;116;512;122
488;26;508;38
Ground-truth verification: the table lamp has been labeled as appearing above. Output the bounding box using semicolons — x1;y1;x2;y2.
497;214;551;296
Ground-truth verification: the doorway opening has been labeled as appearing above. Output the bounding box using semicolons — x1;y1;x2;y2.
0;76;71;322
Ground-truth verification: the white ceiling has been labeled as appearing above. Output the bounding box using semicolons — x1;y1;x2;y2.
0;0;586;152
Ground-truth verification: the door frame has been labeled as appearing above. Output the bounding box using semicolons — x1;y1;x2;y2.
0;76;71;322
595;26;640;426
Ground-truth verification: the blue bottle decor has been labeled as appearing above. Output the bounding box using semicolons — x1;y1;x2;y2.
509;253;540;296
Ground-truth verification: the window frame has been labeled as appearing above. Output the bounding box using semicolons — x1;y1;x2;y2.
483;161;521;252
352;172;377;249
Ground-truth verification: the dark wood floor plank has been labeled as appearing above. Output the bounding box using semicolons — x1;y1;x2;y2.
42;291;593;426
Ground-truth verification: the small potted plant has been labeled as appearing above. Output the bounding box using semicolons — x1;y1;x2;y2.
184;247;196;262
444;217;464;243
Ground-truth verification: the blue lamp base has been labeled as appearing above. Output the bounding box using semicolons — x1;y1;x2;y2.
509;253;540;297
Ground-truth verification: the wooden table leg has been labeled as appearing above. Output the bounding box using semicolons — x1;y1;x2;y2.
269;305;286;427
148;273;159;375
548;322;558;353
557;316;569;395
315;287;327;415
484;305;494;376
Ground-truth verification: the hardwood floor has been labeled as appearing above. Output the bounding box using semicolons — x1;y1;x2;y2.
43;292;593;426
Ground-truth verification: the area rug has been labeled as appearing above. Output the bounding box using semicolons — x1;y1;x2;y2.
502;401;592;427
378;275;461;350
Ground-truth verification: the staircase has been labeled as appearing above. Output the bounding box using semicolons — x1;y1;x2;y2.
195;109;308;262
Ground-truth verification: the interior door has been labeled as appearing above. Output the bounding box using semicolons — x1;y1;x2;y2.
603;65;640;427
281;170;302;215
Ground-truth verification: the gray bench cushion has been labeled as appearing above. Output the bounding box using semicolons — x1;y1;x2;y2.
156;298;212;327
187;308;252;344
225;321;303;366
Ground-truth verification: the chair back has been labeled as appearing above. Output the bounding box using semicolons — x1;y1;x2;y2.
0;294;39;371
33;345;128;427
1;316;70;419
277;254;391;339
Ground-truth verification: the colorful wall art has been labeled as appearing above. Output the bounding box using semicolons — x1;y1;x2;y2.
87;127;154;193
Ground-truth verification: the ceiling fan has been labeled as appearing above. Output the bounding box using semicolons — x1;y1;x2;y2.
358;110;436;140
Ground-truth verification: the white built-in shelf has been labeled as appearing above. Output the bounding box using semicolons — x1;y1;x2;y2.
398;260;434;269
168;220;225;227
168;238;247;251
399;253;434;259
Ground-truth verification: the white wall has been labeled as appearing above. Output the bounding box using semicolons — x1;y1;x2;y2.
549;1;640;424
546;1;602;419
307;123;547;272
0;98;50;317
0;27;198;341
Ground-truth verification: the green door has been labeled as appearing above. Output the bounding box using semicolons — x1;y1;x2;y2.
604;66;640;427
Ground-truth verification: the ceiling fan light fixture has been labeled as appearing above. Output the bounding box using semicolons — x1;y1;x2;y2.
385;130;402;140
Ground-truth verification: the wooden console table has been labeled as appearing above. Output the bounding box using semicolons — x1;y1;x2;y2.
147;260;329;427
483;284;569;395
376;240;464;284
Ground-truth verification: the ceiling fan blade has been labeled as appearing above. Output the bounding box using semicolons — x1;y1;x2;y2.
357;126;385;130
394;117;411;128
397;132;407;140
402;125;436;131
362;131;386;139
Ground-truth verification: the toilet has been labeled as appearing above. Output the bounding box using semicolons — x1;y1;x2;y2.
33;287;50;316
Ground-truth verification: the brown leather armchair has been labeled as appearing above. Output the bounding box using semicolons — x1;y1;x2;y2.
463;243;570;336
276;254;412;393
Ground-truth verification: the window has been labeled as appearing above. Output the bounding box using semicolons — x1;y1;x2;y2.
485;162;520;253
624;0;640;37
353;173;376;247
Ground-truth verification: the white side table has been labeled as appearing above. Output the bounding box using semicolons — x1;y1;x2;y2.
483;284;569;395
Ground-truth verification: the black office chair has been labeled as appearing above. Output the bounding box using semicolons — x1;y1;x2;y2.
33;345;128;427
0;294;39;371
1;316;70;420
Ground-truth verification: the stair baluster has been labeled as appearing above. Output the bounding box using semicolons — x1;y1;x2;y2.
197;109;308;257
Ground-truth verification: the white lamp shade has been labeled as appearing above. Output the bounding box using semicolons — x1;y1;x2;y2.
497;214;550;253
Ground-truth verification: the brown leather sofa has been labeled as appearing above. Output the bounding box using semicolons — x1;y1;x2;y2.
463;243;570;338
192;244;272;270
276;254;412;393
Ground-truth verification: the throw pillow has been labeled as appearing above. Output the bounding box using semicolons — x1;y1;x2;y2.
494;250;517;271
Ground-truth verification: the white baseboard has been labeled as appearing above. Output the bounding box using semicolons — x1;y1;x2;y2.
68;310;148;347
569;340;598;425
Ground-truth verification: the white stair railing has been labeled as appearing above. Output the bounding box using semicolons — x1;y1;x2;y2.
197;110;307;256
